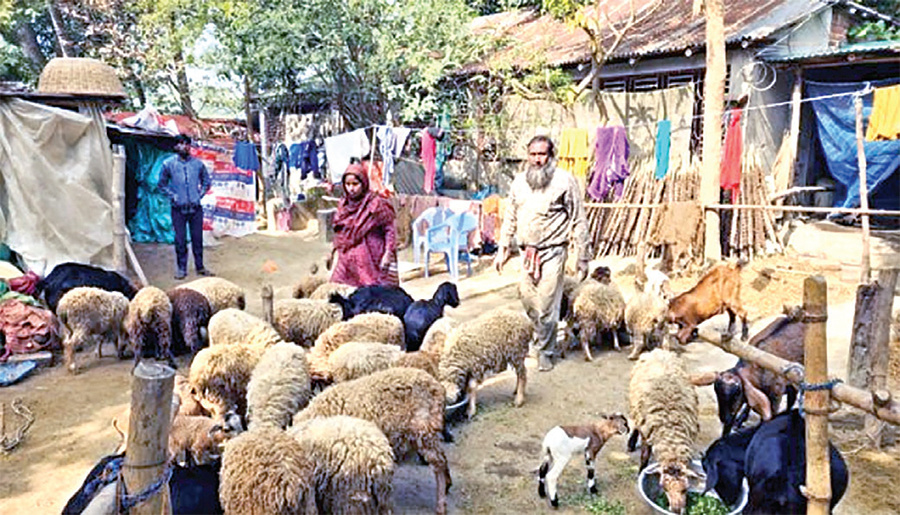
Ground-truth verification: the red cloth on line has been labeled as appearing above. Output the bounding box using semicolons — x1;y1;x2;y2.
421;130;437;193
720;107;743;196
331;164;399;287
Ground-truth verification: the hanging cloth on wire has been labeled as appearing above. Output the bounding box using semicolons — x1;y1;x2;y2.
865;84;900;141
232;141;259;171
720;107;743;196
290;140;320;179
654;120;672;180
420;129;437;194
558;128;591;188
587;126;630;201
434;113;453;191
376;126;412;189
324;129;370;183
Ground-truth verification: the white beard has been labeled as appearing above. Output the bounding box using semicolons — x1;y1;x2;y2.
526;161;555;190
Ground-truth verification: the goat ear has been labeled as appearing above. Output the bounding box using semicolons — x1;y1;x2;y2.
690;371;718;386
738;370;773;420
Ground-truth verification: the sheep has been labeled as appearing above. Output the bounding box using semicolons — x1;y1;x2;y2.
175;373;204;416
245;341;312;430
307;312;405;379
419;317;458;355
292;367;451;515
167;288;212;356
292;263;328;299
403;281;460;352
628;349;700;514
288;415;394;515
572;278;626;361
309;281;356;301
123;285;175;369
330;285;415;322
56;287;130;374
38;262;137;313
537;413;630;508
272;298;343;347
207;308;281;348
625;290;669;360
438;308;532;418
328;341;404;383
667;260;748;345
690;312;804;436
178;277;245;314
219;427;319;515
189;343;265;421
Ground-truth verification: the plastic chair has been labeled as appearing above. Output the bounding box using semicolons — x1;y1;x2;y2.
425;211;478;282
412;206;453;267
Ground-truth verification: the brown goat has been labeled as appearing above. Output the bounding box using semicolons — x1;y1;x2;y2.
666;260;748;345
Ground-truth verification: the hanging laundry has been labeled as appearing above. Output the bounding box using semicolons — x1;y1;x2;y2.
865;84;900;141
435;113;453;191
654;120;671;180
290;140;320;179
376;126;412;190
558;128;591;191
720;107;743;196
324;129;371;183
362;159;390;198
421;129;437;194
232;141;259;171
587;126;630;201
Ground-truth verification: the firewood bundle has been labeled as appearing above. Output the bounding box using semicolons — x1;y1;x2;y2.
725;150;782;260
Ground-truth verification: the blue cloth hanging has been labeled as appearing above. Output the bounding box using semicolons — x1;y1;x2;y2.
233;141;259;171
654;119;671;180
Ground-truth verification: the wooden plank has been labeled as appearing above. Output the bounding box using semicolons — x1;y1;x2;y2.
866;269;898;448
803;276;830;515
854;95;871;283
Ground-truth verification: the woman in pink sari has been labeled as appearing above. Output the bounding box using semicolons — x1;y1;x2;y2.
328;164;399;287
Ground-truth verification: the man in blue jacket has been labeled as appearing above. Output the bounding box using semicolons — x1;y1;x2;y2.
159;134;213;280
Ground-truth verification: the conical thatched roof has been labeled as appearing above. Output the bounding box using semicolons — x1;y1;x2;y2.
38;57;126;98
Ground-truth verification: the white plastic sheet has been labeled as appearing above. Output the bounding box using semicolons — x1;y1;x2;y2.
0;98;114;274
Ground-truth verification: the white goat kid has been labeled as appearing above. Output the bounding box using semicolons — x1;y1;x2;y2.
537;413;629;507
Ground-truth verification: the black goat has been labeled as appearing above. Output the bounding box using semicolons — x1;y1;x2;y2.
701;410;848;515
38;262;137;313
691;313;803;436
329;284;414;321
403;282;460;351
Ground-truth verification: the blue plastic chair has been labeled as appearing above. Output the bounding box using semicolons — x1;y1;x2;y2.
412;206;453;267
425;211;478;282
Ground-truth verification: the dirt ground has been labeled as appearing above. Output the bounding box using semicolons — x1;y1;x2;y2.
2;226;900;514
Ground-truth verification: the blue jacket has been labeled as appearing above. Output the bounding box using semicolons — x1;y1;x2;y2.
159;155;211;207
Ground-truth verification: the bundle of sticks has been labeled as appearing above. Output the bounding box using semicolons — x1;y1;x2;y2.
724;150;782;260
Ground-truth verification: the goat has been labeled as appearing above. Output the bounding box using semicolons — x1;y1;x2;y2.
403;281;460;351
329;284;414;321
38;262;137;313
666;260;748;345
537;413;629;508
691;311;803;436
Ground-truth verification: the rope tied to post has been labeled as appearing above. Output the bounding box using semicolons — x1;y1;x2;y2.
799;378;844;416
117;461;173;513
800;378;843;392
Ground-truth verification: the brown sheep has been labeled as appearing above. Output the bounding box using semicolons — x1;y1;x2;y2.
666;260;748;345
124;286;175;369
167;288;212;355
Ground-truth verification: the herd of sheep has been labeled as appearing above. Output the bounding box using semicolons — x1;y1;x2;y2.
44;258;851;515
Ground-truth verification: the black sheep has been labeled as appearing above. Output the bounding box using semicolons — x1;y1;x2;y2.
403;282;460;351
38;262;137;313
168;288;212;356
329;284;414;321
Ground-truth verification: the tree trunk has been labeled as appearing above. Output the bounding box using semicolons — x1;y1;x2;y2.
172;46;197;120
700;0;725;261
12;22;47;71
48;1;74;57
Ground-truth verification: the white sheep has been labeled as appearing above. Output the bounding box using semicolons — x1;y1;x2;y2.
327;341;404;383
625;290;669;360
293;367;451;515
245;341;312;430
309;281;357;301
307;312;405;379
629;349;700;514
291;263;328;299
537;413;630;508
288;415;394;515
572;279;625;361
272;298;343;347
188;343;265;421
207;308;281;348
56;287;130;374
178;277;245;314
438;308;533;418
419;317;458;355
123;285;175;369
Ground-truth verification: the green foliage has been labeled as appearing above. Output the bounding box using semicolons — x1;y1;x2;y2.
561;492;627;515
848;1;900;42
0;36;36;82
541;0;587;20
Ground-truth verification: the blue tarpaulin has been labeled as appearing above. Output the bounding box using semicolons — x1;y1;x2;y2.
126;141;176;244
807;80;900;209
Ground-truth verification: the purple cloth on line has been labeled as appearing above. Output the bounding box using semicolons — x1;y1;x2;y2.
587;126;630;201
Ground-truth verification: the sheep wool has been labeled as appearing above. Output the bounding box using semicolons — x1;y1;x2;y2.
208;308;280;348
309;281;357;301
167;288;212;355
123;285;174;368
573;281;625;359
57;287;130;373
178;277;245;314
625;291;668;359
328;341;404;383
219;427;318;515
629;349;699;465
308;313;404;377
292;274;328;299
189;343;265;420
438;308;532;409
246;342;312;430
273;298;343;347
419;317;458;355
289;415;394;515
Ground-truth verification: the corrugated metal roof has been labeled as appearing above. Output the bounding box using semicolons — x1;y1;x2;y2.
461;0;831;73
760;39;900;62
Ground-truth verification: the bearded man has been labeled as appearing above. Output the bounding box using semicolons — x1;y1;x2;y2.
494;135;590;371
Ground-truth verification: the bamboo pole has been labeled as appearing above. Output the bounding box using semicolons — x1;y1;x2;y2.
803;276;830;515
700;0;725;261
261;284;274;325
854;94;872;283
788;69;803;189
703;204;900;217
122;363;175;515
112;146;127;274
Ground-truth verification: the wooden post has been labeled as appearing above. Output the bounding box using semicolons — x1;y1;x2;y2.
112;145;127;274
261;284;274;325
854;94;871;283
122;363;175;515
847;282;879;388
865;269;898;448
700;0;726;261
803;275;830;515
788;68;802;191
